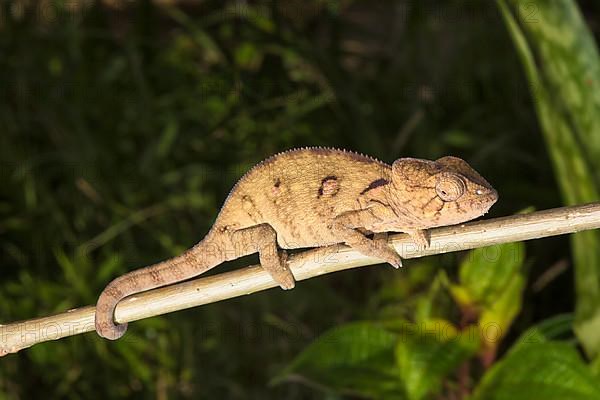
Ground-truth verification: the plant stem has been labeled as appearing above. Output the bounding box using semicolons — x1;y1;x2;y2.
3;202;600;356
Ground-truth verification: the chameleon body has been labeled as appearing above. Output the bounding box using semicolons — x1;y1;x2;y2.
96;147;498;339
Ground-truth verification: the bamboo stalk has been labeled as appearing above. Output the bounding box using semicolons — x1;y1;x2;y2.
2;202;600;356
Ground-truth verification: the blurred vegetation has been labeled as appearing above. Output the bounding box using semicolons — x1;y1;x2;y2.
498;0;600;361
1;0;600;399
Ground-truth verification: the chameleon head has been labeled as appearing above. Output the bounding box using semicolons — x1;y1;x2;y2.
389;156;498;228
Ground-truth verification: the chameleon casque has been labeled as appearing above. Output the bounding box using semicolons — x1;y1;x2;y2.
96;147;498;340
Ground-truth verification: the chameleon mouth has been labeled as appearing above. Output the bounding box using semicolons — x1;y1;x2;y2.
488;188;499;203
474;187;498;204
478;192;499;213
462;188;498;217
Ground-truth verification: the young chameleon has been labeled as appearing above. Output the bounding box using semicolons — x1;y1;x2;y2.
96;147;498;339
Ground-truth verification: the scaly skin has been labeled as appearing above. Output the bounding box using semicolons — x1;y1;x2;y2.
95;147;498;339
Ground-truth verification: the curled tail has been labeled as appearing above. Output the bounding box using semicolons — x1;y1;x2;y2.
95;234;223;340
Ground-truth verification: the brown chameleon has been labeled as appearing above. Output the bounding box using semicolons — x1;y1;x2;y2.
96;147;498;339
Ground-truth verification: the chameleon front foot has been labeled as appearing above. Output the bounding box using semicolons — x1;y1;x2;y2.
407;229;430;249
373;233;403;268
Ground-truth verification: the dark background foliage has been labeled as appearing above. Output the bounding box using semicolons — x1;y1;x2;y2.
1;0;600;399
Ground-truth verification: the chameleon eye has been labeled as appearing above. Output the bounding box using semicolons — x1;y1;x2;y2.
436;174;466;202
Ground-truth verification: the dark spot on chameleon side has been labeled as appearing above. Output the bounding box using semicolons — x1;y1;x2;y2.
272;178;282;196
318;175;339;198
360;178;390;195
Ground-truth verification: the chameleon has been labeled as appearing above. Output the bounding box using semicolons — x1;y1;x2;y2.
95;147;498;340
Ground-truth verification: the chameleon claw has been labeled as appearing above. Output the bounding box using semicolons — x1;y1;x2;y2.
390;255;403;269
408;229;430;250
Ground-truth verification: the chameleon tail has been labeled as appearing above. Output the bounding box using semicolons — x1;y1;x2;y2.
95;233;223;340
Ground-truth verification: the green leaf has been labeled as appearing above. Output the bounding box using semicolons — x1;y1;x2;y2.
273;322;405;399
97;253;124;285
497;0;600;357
156;117;179;159
458;242;524;305
472;342;600;400
276;320;479;400
478;271;525;342
54;249;92;301
395;320;479;400
452;241;526;344
512;314;575;353
234;42;263;70
589;355;600;379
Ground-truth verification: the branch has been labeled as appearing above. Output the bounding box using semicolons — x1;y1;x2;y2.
2;202;600;356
